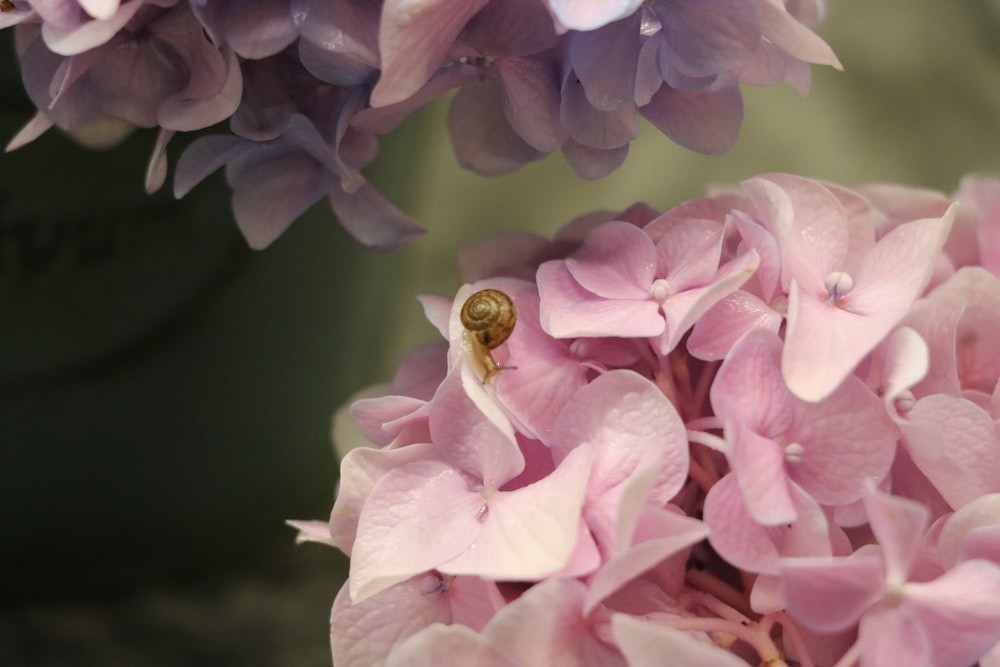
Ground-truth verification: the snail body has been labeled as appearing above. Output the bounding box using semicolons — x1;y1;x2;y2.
460;288;517;383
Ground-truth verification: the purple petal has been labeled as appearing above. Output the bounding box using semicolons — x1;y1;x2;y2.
448;78;545;176
568;15;641;111
328;182;426;250
640;83;743;154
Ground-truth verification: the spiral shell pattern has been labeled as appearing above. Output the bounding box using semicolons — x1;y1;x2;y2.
461;289;516;350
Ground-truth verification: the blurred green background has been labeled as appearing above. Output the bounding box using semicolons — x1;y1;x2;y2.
1;0;998;665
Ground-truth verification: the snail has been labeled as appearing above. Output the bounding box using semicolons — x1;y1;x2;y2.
461;288;517;383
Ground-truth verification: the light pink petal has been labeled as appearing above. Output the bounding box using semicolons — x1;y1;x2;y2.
733;425;795;525
743;174;849;290
485;578;626;667
550;369;688;501
859;606;931;667
782;279;897;402
703;473;781;572
537;260;664;338
331;575;454;667
384;623;519;667
612;614;751;667
439;444;594;579
566;221;657;299
329;443;437;554
873;326;929;412
351;395;428;446
789;375;896;506
584;508;708;613
780;554;884;632
849;206;957;317
372;0;488;106
710;327;795;436
901;395;1000;509
956;174;1000;275
430;366;523;487
904;560;1000;667
286;519;334;546
687;290;782;361
350;460;483;601
447;577;507;631
864;486;929;585
938;493;1000;568
658;249;759;354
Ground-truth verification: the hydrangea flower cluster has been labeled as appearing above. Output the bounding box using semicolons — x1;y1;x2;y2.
1;0;839;249
292;172;1000;667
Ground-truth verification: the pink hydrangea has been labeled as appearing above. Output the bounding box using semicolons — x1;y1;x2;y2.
295;173;1000;667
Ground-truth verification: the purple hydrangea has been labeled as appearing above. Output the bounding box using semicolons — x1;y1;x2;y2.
2;0;840;249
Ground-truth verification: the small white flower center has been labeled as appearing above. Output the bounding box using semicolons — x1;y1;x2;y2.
824;271;854;302
650;278;671;303
785;442;805;464
893;390;915;415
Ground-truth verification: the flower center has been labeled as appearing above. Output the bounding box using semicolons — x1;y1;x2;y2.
784;442;805;464
824;271;854;303
650;278;671;303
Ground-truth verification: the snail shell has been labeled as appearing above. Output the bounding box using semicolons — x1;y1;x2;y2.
460;289;516;382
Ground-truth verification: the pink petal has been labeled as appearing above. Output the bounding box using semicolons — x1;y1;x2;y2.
584;508;708;613
612;614;752;667
331;575;454;667
429;367;523;487
687;290;782;361
904;560;1000;667
484;578;626;667
901;395;1000;509
657;249;759;354
550;369;688;501
384;623;520;667
937;494;1000;568
733;425;795;525
439;444;594;579
859;606;931;667
788;375;896;506
329;443;437;554
780;554;884;632
537;260;664;338
350;460;483;601
566;221;657;299
864;486;929;585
